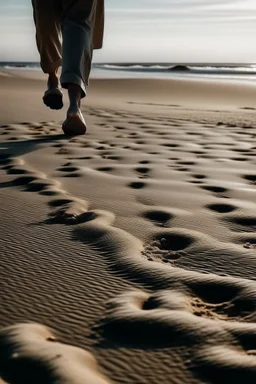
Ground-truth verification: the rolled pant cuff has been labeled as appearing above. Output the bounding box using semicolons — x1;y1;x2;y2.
41;59;62;74
60;73;86;98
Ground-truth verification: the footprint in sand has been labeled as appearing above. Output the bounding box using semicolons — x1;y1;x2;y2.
161;143;180;149
47;205;96;225
177;161;196;166
142;231;192;264
243;242;256;250
191;174;207;180
56;147;71;155
101;280;256;340
142;209;174;228
135;167;151;179
107;156;123;161
201;185;229;197
8;173;61;196
11;175;38;186
57;166;79;173
232;148;252;154
177;167;191;172
114;126;125;130
232;157;250;162
128;181;146;189
26;178;61;194
53;143;64;148
6;167;29;175
226;215;256;232
189;180;204;184
75;156;92;160
100;275;255;382
97;167;114;173
206;203;237;214
243;174;256;185
56;167;81;178
1;157;63;196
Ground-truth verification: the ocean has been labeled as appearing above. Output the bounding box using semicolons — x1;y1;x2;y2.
1;62;256;84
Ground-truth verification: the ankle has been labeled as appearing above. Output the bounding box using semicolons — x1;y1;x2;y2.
67;83;82;107
47;71;59;88
67;104;80;114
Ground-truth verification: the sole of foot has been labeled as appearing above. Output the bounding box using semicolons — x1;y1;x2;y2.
43;89;63;110
62;114;87;136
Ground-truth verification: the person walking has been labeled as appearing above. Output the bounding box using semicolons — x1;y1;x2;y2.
31;0;104;135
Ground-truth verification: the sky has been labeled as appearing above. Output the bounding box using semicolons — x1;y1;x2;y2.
1;0;256;63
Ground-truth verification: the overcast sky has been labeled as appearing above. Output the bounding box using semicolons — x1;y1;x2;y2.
1;0;256;63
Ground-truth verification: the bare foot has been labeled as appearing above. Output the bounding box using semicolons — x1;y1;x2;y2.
43;72;63;110
62;107;87;136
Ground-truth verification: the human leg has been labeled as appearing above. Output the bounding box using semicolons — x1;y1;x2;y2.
60;0;97;134
60;0;97;97
31;0;63;109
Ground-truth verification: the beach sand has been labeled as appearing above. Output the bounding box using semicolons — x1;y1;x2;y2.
0;70;256;383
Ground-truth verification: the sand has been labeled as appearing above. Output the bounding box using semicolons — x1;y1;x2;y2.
0;69;255;383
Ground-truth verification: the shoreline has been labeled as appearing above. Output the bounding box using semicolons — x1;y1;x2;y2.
2;65;256;82
1;70;256;124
